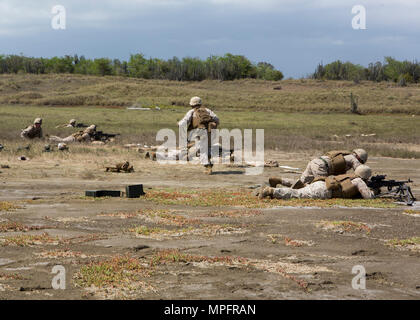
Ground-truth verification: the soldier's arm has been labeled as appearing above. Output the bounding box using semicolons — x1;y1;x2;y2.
178;110;194;127
81;133;91;141
20;127;30;138
206;108;219;125
38;128;43;139
352;178;374;199
346;155;362;171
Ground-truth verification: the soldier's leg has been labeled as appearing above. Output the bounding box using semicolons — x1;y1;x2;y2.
197;129;210;166
299;161;315;184
295;181;332;199
269;177;294;187
272;181;331;200
272;187;301;199
48;136;64;142
62;136;76;143
310;158;329;178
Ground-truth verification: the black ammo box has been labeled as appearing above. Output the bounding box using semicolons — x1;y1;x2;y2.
85;190;121;198
125;184;145;198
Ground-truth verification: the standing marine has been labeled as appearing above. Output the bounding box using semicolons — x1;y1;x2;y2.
178;97;219;174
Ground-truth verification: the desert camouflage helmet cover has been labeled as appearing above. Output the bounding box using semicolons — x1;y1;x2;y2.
86;124;96;133
69;119;76;125
353;148;368;164
355;165;372;180
34;118;42;124
189;96;202;107
58;143;67;150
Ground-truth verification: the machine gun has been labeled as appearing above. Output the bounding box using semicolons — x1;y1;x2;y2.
93;131;120;142
367;175;416;206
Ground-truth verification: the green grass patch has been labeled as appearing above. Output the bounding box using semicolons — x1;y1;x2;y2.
149;249;248;267
74;256;151;288
387;237;420;247
403;209;420;215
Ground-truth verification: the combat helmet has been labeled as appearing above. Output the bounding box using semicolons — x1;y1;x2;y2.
355;165;372;180
353;149;368;164
189;97;202;107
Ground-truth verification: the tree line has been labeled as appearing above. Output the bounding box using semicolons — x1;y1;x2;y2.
312;57;420;85
0;53;284;81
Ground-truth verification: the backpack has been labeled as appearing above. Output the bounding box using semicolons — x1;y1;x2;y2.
191;107;213;129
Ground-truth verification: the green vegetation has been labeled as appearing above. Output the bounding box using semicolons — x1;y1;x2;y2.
149;249;246;267
74;256;151;288
387;237;420;247
0;74;419;157
313;57;420;84
0;53;283;81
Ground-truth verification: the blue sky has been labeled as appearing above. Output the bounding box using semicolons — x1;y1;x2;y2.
1;0;419;78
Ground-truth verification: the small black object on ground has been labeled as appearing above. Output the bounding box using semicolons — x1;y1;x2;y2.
126;184;146;198
85;190;121;198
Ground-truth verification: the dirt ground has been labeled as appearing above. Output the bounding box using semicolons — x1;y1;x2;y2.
0;150;419;300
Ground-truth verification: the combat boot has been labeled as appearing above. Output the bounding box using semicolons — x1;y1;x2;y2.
269;177;283;188
291;179;305;189
204;164;213;175
259;187;274;199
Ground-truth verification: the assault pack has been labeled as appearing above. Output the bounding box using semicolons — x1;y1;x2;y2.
314;173;360;199
190;107;213;130
324;150;352;175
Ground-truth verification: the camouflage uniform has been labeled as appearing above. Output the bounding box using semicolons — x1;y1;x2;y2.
299;154;362;184
48;125;96;143
178;99;219;166
21;120;43;139
272;178;374;200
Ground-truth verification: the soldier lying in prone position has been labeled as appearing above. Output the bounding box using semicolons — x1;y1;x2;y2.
260;165;374;200
269;149;368;189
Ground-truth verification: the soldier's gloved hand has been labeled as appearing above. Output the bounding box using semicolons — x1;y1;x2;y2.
209;122;217;130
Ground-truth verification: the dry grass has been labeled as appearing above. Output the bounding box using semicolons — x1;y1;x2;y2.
73;255;153;295
0;201;21;212
149;249;248;267
1;74;420;114
0;74;419;157
317;220;372;234
144;188;399;208
387;237;420;251
268;234;315;247
0;222;50;232
403;210;420;216
0;272;26;281
34;249;90;259
0;232;59;247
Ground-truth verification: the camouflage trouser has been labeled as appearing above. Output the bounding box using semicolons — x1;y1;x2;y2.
299;158;329;184
48;135;76;143
188;128;213;166
273;181;332;199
